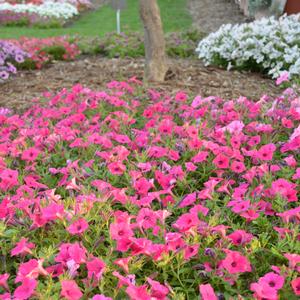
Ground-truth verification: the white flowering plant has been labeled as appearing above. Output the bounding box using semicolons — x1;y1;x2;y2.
196;14;300;78
0;1;78;20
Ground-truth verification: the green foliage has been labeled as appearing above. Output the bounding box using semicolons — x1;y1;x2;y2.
2;17;30;27
41;45;67;60
0;0;192;39
16;59;39;70
98;31;145;58
78;30;205;59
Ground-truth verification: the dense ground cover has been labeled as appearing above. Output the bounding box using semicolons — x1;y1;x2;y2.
0;31;202;81
196;14;300;79
0;78;299;299
0;37;80;80
0;0;192;39
0;0;92;28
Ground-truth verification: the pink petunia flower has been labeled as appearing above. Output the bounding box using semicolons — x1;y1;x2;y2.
108;161;126;175
87;257;106;282
55;242;87;265
126;284;151;300
258;272;284;290
14;278;37;300
61;280;82;300
291;277;300;296
276;71;289;85
230;161;246;173
15;259;48;283
0;169;19;191
45;264;64;278
227;230;253;246
183;244;199;261
284;253;300;269
92;295;113;300
147;278;169;299
257;144;276;161
192;151;209;163
199;284;218;300
11;238;35;257
178;192;197;208
110;222;133;241
250;282;278;300
213;154;229;169
67;218;89;235
0;292;11;300
222;250;252;274
21;147;40;162
114;257;131;274
0;274;9;291
223;120;244;134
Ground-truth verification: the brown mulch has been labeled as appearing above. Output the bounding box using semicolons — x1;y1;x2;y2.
0;56;281;113
188;0;251;33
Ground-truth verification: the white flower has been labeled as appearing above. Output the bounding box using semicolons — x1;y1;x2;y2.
196;14;300;78
0;2;78;19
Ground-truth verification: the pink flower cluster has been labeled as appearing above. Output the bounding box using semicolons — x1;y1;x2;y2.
0;0;92;26
0;79;299;299
4;0;92;10
9;37;80;69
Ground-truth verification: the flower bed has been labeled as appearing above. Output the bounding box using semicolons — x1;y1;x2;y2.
0;40;28;81
196;14;300;78
93;30;204;59
0;37;80;81
0;79;299;299
0;0;92;27
10;36;81;69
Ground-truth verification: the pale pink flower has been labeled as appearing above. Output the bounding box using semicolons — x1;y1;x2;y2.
61;280;82;300
199;283;217;300
276;71;289;85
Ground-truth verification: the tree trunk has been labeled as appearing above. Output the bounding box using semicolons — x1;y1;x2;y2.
139;0;168;82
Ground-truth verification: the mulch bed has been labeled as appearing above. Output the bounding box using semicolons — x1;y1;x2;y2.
188;0;251;33
0;56;281;113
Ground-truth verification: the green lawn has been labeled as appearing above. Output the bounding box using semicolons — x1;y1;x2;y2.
0;0;192;39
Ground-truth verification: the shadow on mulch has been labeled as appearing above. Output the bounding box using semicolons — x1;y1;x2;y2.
0;56;281;113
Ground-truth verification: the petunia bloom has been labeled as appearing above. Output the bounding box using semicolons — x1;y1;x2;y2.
11;238;35;257
222;250;252;274
67;218;89;235
199;284;217;300
14;278;37;300
61;280;82;300
291;277;300;296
